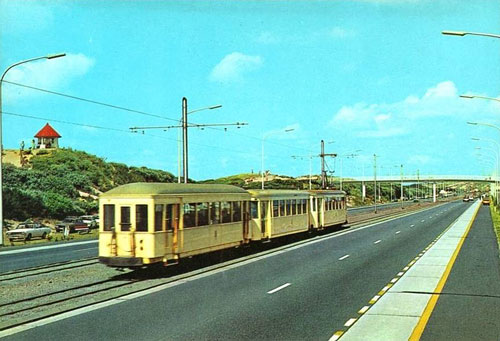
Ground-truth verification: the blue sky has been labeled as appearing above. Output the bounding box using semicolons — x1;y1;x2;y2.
1;0;499;180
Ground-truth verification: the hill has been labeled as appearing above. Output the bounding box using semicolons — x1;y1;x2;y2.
3;148;174;220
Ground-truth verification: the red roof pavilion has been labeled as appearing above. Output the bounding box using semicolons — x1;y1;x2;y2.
35;123;61;138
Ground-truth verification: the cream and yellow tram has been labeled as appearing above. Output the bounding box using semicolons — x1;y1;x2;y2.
247;190;311;240
99;183;347;267
99;183;251;267
309;190;348;229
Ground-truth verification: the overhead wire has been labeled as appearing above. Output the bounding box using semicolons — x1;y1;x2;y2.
2;80;316;154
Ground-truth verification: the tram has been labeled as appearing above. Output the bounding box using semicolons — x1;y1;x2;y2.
99;183;347;267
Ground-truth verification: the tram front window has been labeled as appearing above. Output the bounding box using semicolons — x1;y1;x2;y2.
120;206;131;231
103;204;115;231
136;205;148;232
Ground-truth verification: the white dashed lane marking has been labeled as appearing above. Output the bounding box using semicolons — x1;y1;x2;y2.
344;318;357;327
339;255;350;261
410;224;415;227
267;283;291;294
396;231;401;234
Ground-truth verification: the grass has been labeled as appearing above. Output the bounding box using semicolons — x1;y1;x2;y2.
490;205;500;249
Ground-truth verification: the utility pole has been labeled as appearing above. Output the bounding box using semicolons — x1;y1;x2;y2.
130;98;246;183
374;154;378;213
319;140;337;189
182;97;188;183
400;164;404;209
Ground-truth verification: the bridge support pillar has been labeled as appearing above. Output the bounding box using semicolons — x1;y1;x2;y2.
362;183;366;202
433;183;437;203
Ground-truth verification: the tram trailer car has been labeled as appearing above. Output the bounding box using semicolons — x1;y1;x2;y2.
99;183;347;268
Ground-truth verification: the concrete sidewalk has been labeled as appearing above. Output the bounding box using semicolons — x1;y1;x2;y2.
333;200;499;340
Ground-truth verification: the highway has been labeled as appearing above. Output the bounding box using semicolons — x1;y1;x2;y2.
2;201;472;340
0;200;436;274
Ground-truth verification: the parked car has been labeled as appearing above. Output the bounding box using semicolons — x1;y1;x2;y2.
463;196;470;202
56;217;89;233
80;215;98;229
6;221;52;241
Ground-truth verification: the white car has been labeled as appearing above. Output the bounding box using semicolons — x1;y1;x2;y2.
6;222;52;241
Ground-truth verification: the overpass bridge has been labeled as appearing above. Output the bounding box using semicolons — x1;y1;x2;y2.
341;175;499;183
294;174;498;202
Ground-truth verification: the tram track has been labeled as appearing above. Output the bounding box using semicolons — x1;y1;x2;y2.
0;257;99;282
0;200;454;333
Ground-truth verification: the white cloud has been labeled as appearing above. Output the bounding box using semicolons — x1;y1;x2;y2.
330;80;498;139
209;52;263;83
3;53;95;103
423;81;456;99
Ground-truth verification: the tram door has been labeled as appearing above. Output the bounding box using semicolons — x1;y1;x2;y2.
166;204;180;256
260;201;268;238
318;198;324;227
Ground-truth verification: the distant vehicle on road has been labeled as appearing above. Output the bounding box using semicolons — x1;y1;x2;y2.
463;196;471;202
6;221;52;242
80;215;98;229
482;196;491;206
56;217;89;233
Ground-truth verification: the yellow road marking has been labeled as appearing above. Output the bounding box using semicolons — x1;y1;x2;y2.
409;203;481;340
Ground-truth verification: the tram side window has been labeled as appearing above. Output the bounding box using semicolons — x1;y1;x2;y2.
290;200;296;215
120;206;131;231
165;204;174;231
296;199;301;215
221;202;232;223
279;200;285;216
260;201;267;218
284;200;290;216
302;199;307;213
136;205;148;232
210;202;220;224
103;204;115;231
197;203;209;226
232;202;242;222
250;201;258;219
154;204;163;231
184;203;196;228
273;200;279;217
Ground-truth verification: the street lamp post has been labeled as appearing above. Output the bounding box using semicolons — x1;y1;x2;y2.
460;94;500;103
0;53;66;246
442;31;500;39
261;128;294;190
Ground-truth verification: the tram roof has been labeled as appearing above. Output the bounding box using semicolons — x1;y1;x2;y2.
102;183;249;196
308;190;346;196
246;189;311;199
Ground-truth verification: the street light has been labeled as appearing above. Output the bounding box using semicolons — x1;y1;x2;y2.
261;128;294;189
442;31;500;39
467;121;500;133
0;53;66;246
461;94;500;103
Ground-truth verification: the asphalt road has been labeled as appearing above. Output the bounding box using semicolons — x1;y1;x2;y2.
3;201;472;340
0;201;426;273
0;240;97;273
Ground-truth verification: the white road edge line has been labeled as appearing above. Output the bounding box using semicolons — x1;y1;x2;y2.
267;283;291;294
339;255;350;261
0;240;98;256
